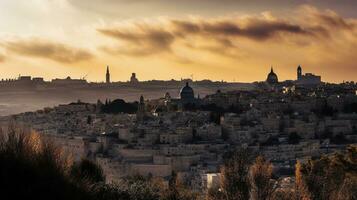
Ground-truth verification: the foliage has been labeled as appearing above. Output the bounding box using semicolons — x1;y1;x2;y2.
71;159;105;184
101;99;138;114
119;175;162;200
262;136;280;146
220;149;252;200
343;102;357;113
0;126;90;200
288;132;301;145
295;145;357;200
160;171;199;200
249;156;276;200
312;100;336;117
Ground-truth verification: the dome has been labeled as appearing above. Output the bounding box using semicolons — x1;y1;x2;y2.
266;68;278;84
180;82;194;101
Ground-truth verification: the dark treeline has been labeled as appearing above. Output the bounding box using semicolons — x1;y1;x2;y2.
101;99;138;114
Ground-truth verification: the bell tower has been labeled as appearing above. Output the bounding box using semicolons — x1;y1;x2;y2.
106;66;110;84
297;65;302;80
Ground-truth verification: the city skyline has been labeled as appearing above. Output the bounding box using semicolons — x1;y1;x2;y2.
0;65;323;84
1;1;357;83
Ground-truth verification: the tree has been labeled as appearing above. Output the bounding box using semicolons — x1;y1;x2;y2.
101;99;138;114
288;132;301;145
206;187;225;200
160;171;198;200
120;175;161;200
220;149;252;200
249;156;276;200
295;145;357;200
0;126;90;200
71;159;105;184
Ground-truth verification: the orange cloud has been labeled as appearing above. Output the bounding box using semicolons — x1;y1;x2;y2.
0;54;5;62
98;27;175;56
97;7;356;58
2;38;94;63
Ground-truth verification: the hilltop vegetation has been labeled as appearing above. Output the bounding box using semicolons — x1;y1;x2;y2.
101;99;138;114
0;125;355;200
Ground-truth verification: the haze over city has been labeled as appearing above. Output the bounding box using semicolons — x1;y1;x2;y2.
1;0;357;83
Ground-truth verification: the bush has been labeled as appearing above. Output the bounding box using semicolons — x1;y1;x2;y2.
288;132;301;144
295;145;357;200
71;159;105;184
0;125;128;200
0;126;90;200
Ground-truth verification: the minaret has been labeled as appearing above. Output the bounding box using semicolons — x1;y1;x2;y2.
297;65;302;80
106;66;110;84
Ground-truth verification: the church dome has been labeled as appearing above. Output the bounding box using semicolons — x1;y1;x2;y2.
266;68;278;84
180;82;194;100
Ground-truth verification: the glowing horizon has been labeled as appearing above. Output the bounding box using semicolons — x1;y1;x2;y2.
1;0;357;83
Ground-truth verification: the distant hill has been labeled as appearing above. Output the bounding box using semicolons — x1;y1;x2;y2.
0;82;255;116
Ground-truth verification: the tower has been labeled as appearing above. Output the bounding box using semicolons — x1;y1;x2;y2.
106;66;110;84
137;95;146;121
297;65;302;80
130;73;139;83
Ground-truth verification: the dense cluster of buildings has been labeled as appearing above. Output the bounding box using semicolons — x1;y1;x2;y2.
1;65;356;192
266;65;321;86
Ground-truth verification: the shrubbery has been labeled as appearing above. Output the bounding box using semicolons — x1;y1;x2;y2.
0;125;198;200
0;125;355;200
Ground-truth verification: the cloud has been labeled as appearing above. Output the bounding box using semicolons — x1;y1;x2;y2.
98;5;357;57
67;0;357;19
98;27;174;56
0;54;5;62
97;12;326;57
2;38;94;63
299;5;356;30
172;18;312;40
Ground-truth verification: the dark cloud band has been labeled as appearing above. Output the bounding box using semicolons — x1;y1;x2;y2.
3;38;93;63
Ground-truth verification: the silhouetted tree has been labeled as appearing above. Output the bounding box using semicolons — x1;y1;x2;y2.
101;99;138;114
160;171;198;200
220;149;252;200
71;159;105;184
288;132;301;144
295;146;357;200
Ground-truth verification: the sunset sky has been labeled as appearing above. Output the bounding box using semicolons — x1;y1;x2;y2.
1;0;357;83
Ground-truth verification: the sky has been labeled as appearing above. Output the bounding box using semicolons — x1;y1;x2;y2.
0;0;357;83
